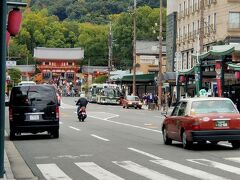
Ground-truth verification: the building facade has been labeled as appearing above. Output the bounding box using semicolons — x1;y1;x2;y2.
34;47;84;84
136;40;166;74
170;0;240;71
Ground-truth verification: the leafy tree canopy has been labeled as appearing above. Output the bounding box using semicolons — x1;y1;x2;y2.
30;0;166;23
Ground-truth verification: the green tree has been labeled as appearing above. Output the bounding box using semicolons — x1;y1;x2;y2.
8;68;22;85
93;75;108;84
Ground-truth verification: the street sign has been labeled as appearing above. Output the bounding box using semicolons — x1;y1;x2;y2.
199;89;207;97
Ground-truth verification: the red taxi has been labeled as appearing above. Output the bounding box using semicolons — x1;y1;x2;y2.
162;97;240;149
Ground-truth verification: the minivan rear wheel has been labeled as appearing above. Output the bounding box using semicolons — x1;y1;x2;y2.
51;130;59;138
10;131;15;140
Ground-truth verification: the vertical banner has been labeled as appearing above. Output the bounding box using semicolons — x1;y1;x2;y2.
215;60;222;97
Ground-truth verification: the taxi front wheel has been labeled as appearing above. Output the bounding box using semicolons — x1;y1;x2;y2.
231;141;240;149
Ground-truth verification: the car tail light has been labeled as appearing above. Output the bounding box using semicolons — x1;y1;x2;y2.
9;107;13;121
56;106;59;120
192;121;200;130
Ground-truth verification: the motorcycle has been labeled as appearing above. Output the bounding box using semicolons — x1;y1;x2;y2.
77;106;87;122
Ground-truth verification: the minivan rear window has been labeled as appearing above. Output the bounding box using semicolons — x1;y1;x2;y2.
11;86;56;106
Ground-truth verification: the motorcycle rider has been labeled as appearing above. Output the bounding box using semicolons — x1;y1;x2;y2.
76;93;88;115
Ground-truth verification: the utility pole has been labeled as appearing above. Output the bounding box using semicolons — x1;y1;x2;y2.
158;0;163;109
195;0;204;96
132;0;137;96
199;0;204;53
0;1;7;177
108;22;113;82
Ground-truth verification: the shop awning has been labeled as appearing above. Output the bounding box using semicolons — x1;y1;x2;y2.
192;44;240;60
228;63;240;71
121;73;155;82
179;66;196;75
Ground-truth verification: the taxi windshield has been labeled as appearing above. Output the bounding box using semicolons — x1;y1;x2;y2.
191;100;238;114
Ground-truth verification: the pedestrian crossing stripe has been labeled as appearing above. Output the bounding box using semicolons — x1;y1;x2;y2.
224;157;240;163
187;159;240;175
113;160;177;180
37;157;240;180
75;162;124;180
37;163;71;180
151;159;230;180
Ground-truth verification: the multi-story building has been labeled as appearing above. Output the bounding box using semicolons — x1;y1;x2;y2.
136;40;166;74
168;0;240;71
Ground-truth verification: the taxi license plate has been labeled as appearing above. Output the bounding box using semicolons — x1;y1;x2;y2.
30;115;39;121
215;120;228;127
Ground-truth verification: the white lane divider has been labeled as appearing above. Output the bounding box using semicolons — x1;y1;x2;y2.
225;157;240;163
91;118;162;133
37;164;72;180
113;161;177;180
91;134;110;142
75;162;124;180
69;126;80;131
151;159;230;180
187;159;240;175
128;147;162;160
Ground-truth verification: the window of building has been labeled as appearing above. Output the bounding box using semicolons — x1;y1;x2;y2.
68;62;73;66
208;15;211;33
229;12;240;29
45;62;49;65
192;22;195;33
179;4;182;13
213;13;217;31
183;1;186;15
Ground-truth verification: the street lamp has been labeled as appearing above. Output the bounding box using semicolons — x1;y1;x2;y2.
0;1;27;177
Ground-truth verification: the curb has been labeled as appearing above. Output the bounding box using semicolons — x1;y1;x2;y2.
4;133;38;180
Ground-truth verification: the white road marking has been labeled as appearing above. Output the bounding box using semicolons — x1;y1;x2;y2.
113;161;177;180
187;159;240;175
37;164;72;180
225;157;240;163
128;148;162;160
91;134;110;142
90;118;162;133
75;162;124;180
69;126;80;131
144;123;153;126
61;103;161;133
154;116;164;118
60;102;76;109
59;122;63;124
151;159;229;180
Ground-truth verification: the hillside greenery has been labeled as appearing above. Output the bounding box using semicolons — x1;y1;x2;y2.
30;0;167;22
9;2;166;69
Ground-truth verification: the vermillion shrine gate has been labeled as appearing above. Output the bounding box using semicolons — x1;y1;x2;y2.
34;47;84;84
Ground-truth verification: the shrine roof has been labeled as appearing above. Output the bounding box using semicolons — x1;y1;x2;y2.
34;47;84;60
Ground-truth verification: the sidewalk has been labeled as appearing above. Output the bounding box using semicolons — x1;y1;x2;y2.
142;104;174;114
1;133;38;180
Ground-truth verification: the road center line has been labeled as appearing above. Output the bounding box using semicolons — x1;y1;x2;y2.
91;134;110;142
69;126;80;131
128;148;162;160
88;116;162;133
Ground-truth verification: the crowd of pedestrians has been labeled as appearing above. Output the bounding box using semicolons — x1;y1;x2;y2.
142;93;173;111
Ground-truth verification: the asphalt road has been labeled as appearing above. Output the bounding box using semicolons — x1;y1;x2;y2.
5;97;240;180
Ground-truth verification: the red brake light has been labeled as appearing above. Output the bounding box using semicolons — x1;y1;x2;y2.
9;107;13;121
192;121;200;130
56;106;59;120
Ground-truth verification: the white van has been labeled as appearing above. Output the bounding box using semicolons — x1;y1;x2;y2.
18;81;36;86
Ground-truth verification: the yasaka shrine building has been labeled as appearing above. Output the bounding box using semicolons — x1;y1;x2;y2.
34;47;84;84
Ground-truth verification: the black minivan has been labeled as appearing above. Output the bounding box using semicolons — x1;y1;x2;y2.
9;84;60;140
